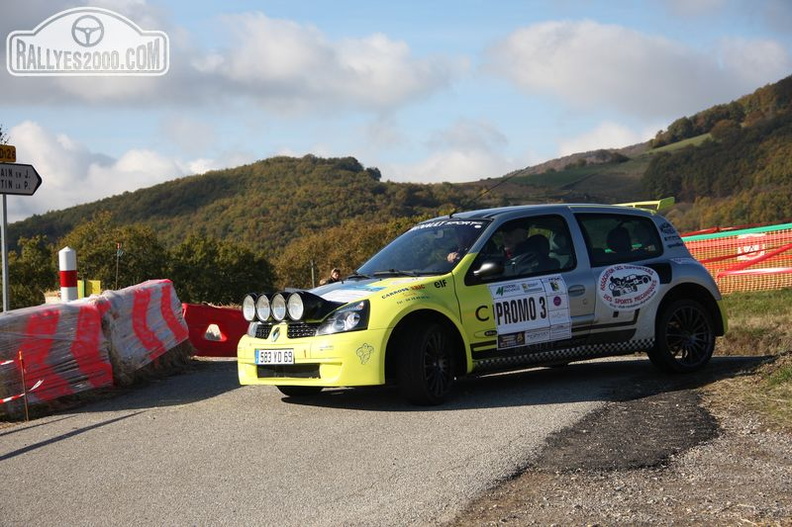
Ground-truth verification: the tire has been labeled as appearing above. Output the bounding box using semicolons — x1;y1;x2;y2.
649;299;715;373
276;386;323;397
397;321;455;405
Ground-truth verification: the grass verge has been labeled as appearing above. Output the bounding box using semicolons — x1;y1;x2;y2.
712;288;792;432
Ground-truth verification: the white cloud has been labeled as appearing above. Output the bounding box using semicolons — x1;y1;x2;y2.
716;37;792;88
86;148;185;195
387;149;513;184
4;121;230;222
192;13;467;112
160;115;216;155
558;121;656;156
425;118;508;151
385;119;515;183
485;20;791;119
1;7;466;111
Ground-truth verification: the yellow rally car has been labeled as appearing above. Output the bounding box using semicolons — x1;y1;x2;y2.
238;203;727;405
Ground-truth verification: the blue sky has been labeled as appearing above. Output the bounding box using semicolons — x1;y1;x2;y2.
1;0;790;222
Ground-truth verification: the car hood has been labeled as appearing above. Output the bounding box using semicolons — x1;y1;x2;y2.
311;275;433;305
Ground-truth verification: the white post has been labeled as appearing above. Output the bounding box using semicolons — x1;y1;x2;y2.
59;246;78;302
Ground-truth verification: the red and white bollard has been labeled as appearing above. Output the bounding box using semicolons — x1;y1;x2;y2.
59;246;78;302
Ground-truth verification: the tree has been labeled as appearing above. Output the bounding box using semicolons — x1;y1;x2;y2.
59;211;168;290
8;235;57;308
710;119;741;143
274;216;419;289
169;234;276;304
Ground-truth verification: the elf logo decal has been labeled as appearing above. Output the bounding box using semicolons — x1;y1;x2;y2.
598;264;659;311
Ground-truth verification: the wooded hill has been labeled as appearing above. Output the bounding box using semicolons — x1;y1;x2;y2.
9;74;792;261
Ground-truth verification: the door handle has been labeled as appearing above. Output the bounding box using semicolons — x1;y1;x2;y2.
568;285;586;297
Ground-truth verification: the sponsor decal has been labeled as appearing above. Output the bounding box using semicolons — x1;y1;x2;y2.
356;343;374;364
409;219;487;232
488;275;571;349
736;233;766;261
658;221;683;247
381;287;411;299
597;264;659;311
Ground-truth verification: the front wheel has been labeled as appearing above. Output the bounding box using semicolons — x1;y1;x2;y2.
397;322;455;405
649;299;715;373
276;386;323;398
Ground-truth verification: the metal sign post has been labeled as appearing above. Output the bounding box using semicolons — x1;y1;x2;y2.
1;194;8;312
0;155;43;313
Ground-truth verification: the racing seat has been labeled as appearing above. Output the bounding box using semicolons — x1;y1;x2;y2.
606;226;632;257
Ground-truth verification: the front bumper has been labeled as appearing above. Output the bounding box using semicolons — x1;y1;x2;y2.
237;325;389;387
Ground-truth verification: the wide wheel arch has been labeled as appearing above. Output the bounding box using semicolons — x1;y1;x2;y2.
384;310;468;384
657;283;725;336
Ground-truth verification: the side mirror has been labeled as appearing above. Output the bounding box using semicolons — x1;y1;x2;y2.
473;260;504;280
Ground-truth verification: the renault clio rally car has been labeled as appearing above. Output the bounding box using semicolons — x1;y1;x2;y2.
237;203;727;405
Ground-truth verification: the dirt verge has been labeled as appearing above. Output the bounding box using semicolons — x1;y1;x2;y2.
446;367;792;526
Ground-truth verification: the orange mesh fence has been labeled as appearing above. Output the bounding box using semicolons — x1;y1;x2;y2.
682;222;792;294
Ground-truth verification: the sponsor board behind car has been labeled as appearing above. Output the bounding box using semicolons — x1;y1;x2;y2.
238;203;726;405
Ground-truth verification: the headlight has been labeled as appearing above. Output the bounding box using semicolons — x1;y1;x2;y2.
242;294;256;322
287;293;304;321
255;294;271;321
317;300;370;335
271;293;287;322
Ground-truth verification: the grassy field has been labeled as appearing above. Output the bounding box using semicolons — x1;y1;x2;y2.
713;288;792;432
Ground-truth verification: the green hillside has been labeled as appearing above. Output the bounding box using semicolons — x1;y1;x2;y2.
10;156;478;255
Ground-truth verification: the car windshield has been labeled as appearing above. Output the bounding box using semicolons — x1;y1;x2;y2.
357;218;489;276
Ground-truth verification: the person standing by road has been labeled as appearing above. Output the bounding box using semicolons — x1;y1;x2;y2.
320;267;342;285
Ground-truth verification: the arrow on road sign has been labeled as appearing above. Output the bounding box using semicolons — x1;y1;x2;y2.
0;163;43;196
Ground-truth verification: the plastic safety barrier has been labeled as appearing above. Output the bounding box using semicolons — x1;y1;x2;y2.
683;222;792;294
182;303;247;358
0;299;113;405
102;279;190;381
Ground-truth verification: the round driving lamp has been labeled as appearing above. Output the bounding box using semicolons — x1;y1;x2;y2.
287;293;305;321
242;294;256;322
271;293;287;322
255;294;271;322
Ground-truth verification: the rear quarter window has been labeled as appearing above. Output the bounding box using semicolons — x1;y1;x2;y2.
576;213;662;267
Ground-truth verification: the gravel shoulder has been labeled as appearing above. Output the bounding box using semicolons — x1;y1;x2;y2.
446;358;792;526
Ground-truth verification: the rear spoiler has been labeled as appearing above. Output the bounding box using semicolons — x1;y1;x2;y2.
615;197;675;212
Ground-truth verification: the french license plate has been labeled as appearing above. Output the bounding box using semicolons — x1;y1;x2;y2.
255;349;294;365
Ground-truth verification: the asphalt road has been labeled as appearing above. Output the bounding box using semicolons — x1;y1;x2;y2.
0;358;655;527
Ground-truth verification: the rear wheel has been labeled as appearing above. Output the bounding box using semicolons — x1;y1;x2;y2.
649;299;715;373
276;386;323;397
397;322;455;405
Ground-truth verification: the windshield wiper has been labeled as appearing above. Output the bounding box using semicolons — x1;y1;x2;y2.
345;272;373;280
373;269;419;277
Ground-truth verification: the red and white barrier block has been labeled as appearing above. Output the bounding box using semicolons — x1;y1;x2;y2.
101;279;189;380
0;298;113;406
0;279;189;413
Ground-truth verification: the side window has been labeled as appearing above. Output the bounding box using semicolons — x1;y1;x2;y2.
469;215;576;282
576;213;662;267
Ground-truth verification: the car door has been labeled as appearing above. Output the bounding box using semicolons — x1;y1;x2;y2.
574;212;665;345
457;212;596;369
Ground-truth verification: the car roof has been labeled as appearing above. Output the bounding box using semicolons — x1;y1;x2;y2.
433;203;657;222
